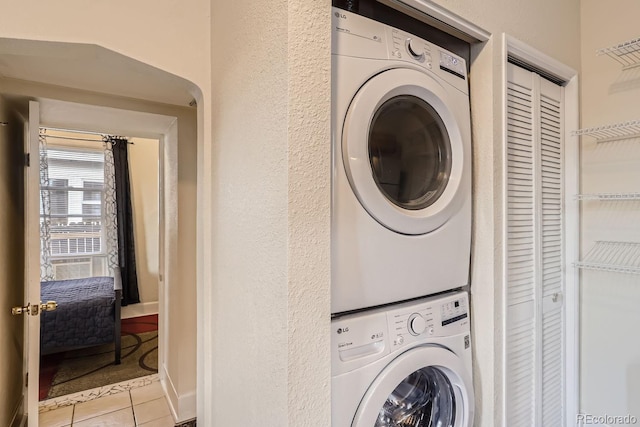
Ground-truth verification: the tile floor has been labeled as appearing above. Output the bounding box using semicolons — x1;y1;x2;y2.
39;381;174;427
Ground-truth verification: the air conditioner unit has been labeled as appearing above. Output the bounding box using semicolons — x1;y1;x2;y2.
53;259;92;280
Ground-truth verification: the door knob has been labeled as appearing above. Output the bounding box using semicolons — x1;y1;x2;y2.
11;301;57;316
11;304;31;316
40;301;58;312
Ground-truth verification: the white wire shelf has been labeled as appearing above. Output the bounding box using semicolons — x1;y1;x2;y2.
576;192;640;201
572;120;640;143
576;241;640;275
597;37;640;70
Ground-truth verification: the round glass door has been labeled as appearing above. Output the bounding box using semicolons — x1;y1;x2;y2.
352;345;473;427
369;95;452;211
375;367;455;427
341;68;469;235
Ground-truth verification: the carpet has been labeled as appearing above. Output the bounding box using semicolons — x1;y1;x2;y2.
40;314;158;400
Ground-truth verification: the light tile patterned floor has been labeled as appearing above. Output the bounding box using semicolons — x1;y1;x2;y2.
39;382;174;427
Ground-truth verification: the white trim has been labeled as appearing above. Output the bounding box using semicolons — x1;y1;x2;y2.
162;365;196;423
177;391;197;423
563;74;580;427
26;100;41;427
501;33;580;427
532;68;543;426
162;365;179;421
500;35;509;427
377;0;490;42
505;35;577;84
121;301;159;319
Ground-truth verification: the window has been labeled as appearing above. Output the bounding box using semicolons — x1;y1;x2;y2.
82;180;103;217
49;178;69;216
41;147;108;279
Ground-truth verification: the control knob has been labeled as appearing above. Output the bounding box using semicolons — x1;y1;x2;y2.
406;38;425;61
408;313;426;335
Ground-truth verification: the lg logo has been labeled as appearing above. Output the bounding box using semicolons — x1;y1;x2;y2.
337;326;350;334
334;11;347;19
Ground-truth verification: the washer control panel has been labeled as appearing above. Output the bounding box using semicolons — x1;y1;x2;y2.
387;292;469;350
331;291;469;375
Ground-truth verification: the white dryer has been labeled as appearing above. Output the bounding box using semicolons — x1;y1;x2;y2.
331;8;472;314
332;291;474;427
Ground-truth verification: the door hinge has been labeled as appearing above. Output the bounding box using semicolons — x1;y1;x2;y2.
25;372;28;385
24;153;30;167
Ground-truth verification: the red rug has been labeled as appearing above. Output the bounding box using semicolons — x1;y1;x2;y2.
39;314;158;400
121;314;158;335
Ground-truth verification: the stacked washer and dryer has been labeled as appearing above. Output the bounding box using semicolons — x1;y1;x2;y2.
331;6;475;427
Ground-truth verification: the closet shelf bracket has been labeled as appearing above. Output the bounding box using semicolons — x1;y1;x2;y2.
597;37;640;70
575;241;640;275
572;120;640;143
576;192;640;201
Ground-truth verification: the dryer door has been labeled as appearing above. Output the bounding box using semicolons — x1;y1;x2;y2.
352;345;473;427
342;68;468;235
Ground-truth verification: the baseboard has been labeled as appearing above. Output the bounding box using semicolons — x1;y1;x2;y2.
9;397;24;427
162;365;179;421
162;365;197;423
121;301;158;319
176;389;197;422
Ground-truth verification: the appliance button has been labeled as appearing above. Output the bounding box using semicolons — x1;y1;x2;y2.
396;335;404;345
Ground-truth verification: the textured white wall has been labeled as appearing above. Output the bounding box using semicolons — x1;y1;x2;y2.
0;96;25;427
287;0;332;424
580;0;640;420
208;0;331;424
209;0;288;421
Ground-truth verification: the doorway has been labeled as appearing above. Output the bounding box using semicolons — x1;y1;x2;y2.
36;128;161;401
0;90;197;426
0;36;200;426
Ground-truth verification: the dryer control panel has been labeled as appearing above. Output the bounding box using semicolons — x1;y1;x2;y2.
331;7;468;94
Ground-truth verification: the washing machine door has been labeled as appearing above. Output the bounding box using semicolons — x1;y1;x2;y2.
342;67;467;235
352;345;473;427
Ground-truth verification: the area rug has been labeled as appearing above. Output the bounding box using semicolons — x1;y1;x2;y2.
40;314;158;400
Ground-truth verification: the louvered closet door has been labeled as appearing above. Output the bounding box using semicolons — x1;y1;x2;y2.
505;62;565;427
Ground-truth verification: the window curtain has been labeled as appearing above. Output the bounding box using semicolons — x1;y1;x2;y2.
39;134;55;281
103;142;120;284
105;136;140;306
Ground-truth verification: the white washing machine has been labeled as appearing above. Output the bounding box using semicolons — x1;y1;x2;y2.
331;7;472;314
332;291;474;427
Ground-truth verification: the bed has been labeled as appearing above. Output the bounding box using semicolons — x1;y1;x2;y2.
40;276;122;364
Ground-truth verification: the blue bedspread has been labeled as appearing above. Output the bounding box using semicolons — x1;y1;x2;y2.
40;277;116;354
